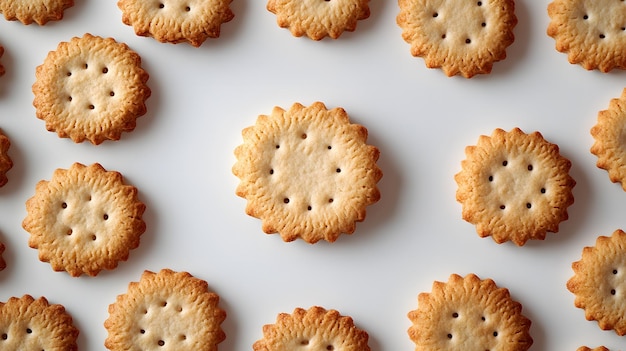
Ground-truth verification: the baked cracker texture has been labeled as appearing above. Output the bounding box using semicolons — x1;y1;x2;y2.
408;273;533;351
232;101;382;244
455;127;576;246
22;162;146;277
591;88;626;190
0;0;74;25
32;33;151;145
567;229;626;335
547;0;626;72
0;128;13;187
397;0;517;78
253;306;371;351
0;295;79;351
104;268;226;351
267;0;370;40
118;0;234;47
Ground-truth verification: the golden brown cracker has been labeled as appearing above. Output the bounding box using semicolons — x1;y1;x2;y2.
591;88;626;190
232;101;382;243
577;347;610;351
0;0;74;25
455;128;575;246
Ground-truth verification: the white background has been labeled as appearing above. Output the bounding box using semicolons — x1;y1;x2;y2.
0;0;625;350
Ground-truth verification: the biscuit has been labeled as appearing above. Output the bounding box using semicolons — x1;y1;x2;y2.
104;268;226;351
397;0;517;78
22;162;146;277
547;0;626;72
408;273;533;351
0;241;5;271
0;0;74;25
32;33;151;145
454;127;576;246
567;229;626;335
253;306;370;351
232;101;382;243
0;129;12;187
0;294;79;350
267;0;370;40
577;347;610;351
118;0;234;47
591;89;626;190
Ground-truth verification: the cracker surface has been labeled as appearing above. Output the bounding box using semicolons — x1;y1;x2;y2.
0;0;74;25
591;88;626;190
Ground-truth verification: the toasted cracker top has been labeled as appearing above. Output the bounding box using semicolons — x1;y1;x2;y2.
0;0;74;25
591;88;626;190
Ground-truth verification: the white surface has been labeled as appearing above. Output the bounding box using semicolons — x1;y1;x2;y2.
0;0;625;350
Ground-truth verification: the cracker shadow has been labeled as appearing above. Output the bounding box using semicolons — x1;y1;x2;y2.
215;292;238;351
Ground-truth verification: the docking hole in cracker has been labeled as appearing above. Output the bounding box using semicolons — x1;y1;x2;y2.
104;269;226;351
32;33;151;145
408;273;533;351
454;127;575;246
397;0;517;78
253;306;371;351
267;0;371;40
0;0;74;25
22;162;146;277
232;101;382;243
591;88;626;190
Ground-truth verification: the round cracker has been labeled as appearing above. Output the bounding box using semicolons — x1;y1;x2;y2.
591;88;626;190
0;0;74;25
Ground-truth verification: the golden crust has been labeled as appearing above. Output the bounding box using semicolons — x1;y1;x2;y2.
22;162;146;277
253;306;370;351
547;0;626;72
577;347;610;351
567;229;626;335
232;101;382;243
118;0;234;47
0;295;79;350
104;269;226;351
591;89;626;190
266;0;370;40
32;33;151;145
0;129;13;187
408;273;533;351
397;0;516;78
454;128;575;246
0;0;74;25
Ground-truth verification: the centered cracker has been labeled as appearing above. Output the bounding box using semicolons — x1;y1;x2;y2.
104;269;226;351
267;0;370;40
567;229;626;335
0;0;74;25
232;101;382;243
22;162;146;277
408;273;533;351
397;0;517;78
32;33;151;145
547;0;626;72
253;306;371;351
455;128;576;246
591;88;626;190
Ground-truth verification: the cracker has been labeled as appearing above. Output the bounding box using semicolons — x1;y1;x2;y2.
266;0;370;40
408;273;533;351
567;229;626;335
232;101;382;243
454;127;576;246
397;0;517;78
590;88;626;190
577;347;610;351
104;268;226;351
0;128;12;188
118;0;234;47
32;33;151;145
0;294;79;350
0;241;5;271
22;162;146;277
253;306;370;351
0;0;74;25
547;0;626;72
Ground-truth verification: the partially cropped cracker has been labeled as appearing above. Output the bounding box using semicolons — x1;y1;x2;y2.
0;129;13;187
0;295;79;350
577;347;610;351
591;88;626;190
397;0;517;78
0;0;74;25
455;128;576;246
267;0;370;40
232;101;382;243
105;269;226;351
253;306;370;351
408;273;533;351
567;229;626;335
547;0;626;72
32;33;151;145
118;0;234;47
22;162;146;277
